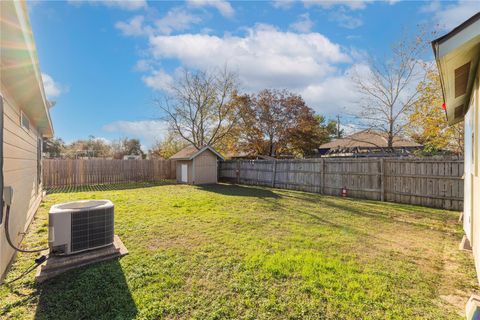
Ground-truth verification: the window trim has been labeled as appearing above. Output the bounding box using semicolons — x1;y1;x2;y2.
20;110;30;132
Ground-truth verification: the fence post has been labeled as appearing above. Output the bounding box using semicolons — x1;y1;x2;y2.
271;160;277;188
321;159;325;195
236;160;241;184
380;158;385;201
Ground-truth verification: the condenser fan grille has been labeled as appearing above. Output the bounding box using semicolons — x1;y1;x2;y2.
71;208;114;252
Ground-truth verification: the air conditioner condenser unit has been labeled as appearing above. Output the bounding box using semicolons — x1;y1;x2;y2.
49;200;114;255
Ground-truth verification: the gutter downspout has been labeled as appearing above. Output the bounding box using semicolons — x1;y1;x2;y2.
431;41;449;120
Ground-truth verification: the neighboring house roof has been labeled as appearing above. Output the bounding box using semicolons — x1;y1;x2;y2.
170;145;225;161
431;12;480;125
226;153;294;160
123;154;141;159
319;130;422;150
1;1;53;137
226;151;254;159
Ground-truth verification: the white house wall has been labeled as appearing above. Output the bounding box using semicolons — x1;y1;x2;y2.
0;83;43;279
472;65;480;283
465;96;474;241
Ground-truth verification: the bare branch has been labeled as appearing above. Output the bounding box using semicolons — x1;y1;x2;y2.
153;67;240;149
351;27;431;148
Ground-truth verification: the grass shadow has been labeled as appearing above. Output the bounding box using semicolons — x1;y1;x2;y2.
196;183;280;199
34;259;136;320
319;197;450;232
46;180;176;194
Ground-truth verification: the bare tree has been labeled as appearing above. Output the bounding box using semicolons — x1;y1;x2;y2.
155;68;241;150
352;29;434;148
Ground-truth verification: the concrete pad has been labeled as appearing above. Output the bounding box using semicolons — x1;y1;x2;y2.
35;235;128;283
465;294;480;320
459;235;473;251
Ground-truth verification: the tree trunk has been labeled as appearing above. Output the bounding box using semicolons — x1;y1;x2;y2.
268;137;274;157
388;115;394;149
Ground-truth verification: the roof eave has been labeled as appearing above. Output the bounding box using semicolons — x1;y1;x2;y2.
431;12;480;125
0;1;53;137
170;146;225;161
189;146;225;160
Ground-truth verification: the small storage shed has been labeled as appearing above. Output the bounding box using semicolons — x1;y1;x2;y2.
170;145;224;185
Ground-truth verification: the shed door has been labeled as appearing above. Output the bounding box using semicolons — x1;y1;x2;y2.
181;164;188;183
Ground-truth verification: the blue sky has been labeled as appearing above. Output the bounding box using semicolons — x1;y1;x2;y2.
29;0;480;149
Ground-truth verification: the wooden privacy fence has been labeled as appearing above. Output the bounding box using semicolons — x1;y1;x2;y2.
43;159;176;188
219;158;464;211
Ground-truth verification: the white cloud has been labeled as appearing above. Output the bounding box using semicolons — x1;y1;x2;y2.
274;0;376;11
115;8;201;37
134;59;153;72
279;0;398;10
68;0;147;11
41;73;65;98
115;15;152;36
148;24;350;92
425;0;480;30
289;13;314;33
330;9;363;29
300;65;363;115
303;0;371;10
103;120;169;147
272;0;295;10
139;24;362;116
155;7;202;35
419;1;441;13
187;0;234;18
142;69;174;92
341;121;362;135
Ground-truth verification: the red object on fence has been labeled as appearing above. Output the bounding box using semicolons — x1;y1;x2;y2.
442;102;446;110
341;186;347;197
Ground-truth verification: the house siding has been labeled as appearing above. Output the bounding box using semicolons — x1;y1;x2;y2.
465;63;480;283
1;83;43;280
193;149;217;185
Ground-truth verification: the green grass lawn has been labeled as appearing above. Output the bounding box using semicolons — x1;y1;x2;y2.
0;182;477;319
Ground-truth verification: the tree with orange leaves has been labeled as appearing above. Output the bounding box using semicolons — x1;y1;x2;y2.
239;89;336;157
407;68;464;155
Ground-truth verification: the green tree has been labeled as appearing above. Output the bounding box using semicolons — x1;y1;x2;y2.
112;138;144;159
288;115;340;157
43;137;65;158
149;132;186;159
64;136;112;158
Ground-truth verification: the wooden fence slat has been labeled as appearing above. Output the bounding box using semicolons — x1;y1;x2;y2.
45;158;464;211
43;159;177;188
219;158;464;211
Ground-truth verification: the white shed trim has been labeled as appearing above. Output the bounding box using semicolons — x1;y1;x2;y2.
174;145;224;161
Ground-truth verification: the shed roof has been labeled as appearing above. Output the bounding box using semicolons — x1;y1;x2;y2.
319;130;421;150
170;145;224;160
